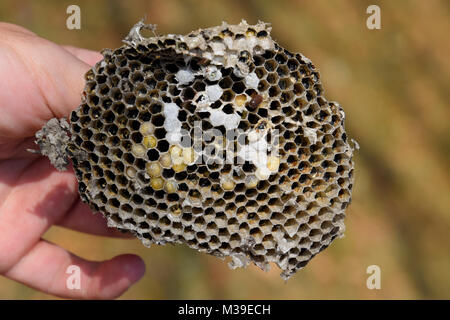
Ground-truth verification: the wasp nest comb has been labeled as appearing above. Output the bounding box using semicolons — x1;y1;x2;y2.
35;20;357;279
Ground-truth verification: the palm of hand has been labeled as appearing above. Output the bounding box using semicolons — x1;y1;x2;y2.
0;23;145;299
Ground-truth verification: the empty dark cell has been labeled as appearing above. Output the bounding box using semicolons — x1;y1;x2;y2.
151;114;165;127
223;191;234;200
193;80;205;92
81;104;91;115
131;71;144;83
111;89;122;100
129;120;140;131
125;107;139;119
301;77;311;89
268;86;280;97
262;49;274;59
154;127;166;139
222;104;234;114
132;194;144;205
177;110;187;122
238;120;249;131
219;77;232;89
282;106;295;116
254;67;265;79
124;93;136;105
167;193;179;202
124;47;138;58
299;174;309;184
162;168;175;179
268;101;280;112
279;78;291;90
169;85;181;96
116;173;128;186
247;113;260;125
154;70;165;81
106;64;117;74
287;58;299;71
139;221;150;229
257;30;268;38
81;141;95;152
276;66;289;77
242;162;256;173
90;107;102;119
80;128;93;140
189;58;201;71
149;103;162;114
96;75;107;84
156;81;168;92
78;182;87;193
165;63;178;73
199;178;211;187
306;91;315;101
275;53;287;64
93;133;107;143
147;149;159;161
123;153;135;165
89;152;99;163
118;68;129;78
112;102;126;115
178;183;189;192
118;128;130;140
257;108;268;117
253;55;264;66
142;186;153;196
122;140;133;152
109;198;120;209
175;171;188;181
314;84;322;95
293;84;304;96
232;81;245;94
145;78;156;89
135;158;146;170
318;110;329;121
264;60;276;72
157;139;169;152
183;87;196;100
209;171;220;181
199;120;211;131
70;112;80;123
183;102;196;114
220;90;234;102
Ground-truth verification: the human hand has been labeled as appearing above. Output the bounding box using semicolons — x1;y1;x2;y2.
0;23;145;299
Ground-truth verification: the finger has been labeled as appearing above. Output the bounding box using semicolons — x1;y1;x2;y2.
0;22;36;36
4;240;145;299
0;158;78;272
0;30;93;136
57;199;133;238
63;45;103;66
24;38;91;119
0;137;41;160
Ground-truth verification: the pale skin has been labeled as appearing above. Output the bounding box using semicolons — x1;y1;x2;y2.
0;23;146;299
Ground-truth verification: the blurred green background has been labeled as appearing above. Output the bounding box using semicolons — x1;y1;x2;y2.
0;0;449;299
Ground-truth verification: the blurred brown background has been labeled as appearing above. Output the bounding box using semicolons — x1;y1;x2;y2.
0;0;449;299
